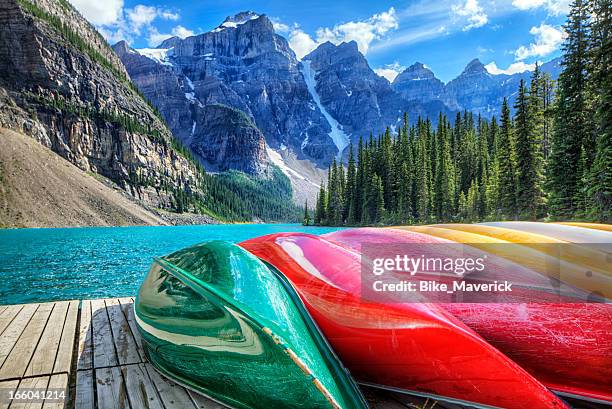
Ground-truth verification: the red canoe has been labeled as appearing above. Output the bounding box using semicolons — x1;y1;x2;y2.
322;227;612;405
240;232;569;409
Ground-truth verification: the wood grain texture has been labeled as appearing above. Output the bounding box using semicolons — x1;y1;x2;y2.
42;373;68;409
95;366;128;409
75;370;94;409
90;299;118;368
0;303;53;380
25;302;69;377
0;304;38;371
77;300;93;371
105;299;140;366
121;364;163;409
53;300;79;374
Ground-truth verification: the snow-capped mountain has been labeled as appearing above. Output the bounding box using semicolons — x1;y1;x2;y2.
115;10;562;202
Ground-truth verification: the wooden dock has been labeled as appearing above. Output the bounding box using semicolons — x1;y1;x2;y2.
0;298;448;409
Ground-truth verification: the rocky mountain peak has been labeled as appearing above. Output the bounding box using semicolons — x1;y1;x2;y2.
394;62;436;84
158;36;181;49
305;40;368;72
461;58;488;76
225;11;261;24
113;40;131;54
339;40;359;52
213;11;264;32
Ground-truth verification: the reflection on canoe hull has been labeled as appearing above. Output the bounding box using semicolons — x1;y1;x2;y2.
323;224;612;404
240;231;570;409
135;241;367;409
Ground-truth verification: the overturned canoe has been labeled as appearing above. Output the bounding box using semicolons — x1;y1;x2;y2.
240;232;569;409
325;224;612;404
135;241;367;409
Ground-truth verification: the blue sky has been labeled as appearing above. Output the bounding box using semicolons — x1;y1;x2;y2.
68;0;570;82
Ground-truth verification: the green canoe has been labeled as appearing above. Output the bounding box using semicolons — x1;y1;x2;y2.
135;241;367;409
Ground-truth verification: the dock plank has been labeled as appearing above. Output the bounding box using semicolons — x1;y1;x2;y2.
76;300;93;371
144;363;197;409
95;366;129;409
0;303;53;380
25;302;69;377
117;299;144;359
75;370;94;409
0;305;22;337
42;373;68;409
53;300;79;374
0;304;38;370
9;375;49;409
105;300;140;366
90;299;118;368
0;379;19;409
121;364;163;409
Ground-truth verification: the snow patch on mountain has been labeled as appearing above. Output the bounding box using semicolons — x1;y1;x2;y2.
135;48;174;66
266;146;304;180
212;12;260;32
300;60;349;159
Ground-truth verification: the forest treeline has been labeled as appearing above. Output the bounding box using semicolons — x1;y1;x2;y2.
308;0;610;226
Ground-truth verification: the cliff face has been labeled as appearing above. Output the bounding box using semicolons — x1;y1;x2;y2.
303;41;456;154
117;12;337;167
0;0;205;210
112;41;270;175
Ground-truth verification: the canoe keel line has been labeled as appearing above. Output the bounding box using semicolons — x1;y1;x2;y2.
135;223;612;409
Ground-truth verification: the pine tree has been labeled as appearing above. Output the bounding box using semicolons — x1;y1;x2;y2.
485;158;500;219
574;146;589;218
515;79;545;220
415;119;432;222
548;0;592;219
373;175;385;224
434;116;456;221
314;183;327;225
345;144;357;224
303;200;310;226
586;0;612;222
497;98;518;219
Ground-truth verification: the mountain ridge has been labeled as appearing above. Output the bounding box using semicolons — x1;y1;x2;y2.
117;10;561;189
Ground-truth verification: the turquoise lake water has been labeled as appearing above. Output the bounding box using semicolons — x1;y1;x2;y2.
0;224;343;304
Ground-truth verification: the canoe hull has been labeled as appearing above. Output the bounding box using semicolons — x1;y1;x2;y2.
240;232;568;409
324;225;612;404
136;241;367;409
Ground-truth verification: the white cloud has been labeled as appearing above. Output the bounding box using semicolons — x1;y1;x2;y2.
160;11;180;21
68;0;191;45
511;0;570;16
289;29;319;59
97;26;133;44
514;24;566;60
476;46;493;54
69;0;124;26
147;28;172;46
485;61;536;74
287;7;399;59
512;0;547;10
172;25;195;39
452;0;488;31
271;19;290;33
374;62;405;82
127;5;158;34
147;25;196;46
